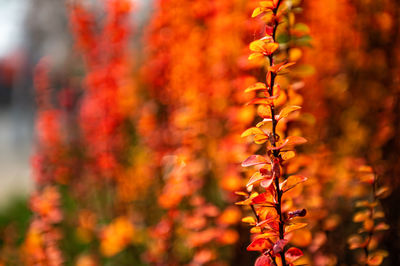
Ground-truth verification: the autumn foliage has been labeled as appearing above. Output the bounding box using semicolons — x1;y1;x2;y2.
0;0;399;265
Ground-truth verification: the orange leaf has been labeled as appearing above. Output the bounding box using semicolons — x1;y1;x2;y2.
264;42;279;55
284;223;307;234
281;175;307;192
277;106;301;120
242;216;257;225
257;105;272;119
245;82;267;93
353;210;370;223
247;171;272;187
247;238;273;251
281;151;296;161
270;62;296;73
285;136;307;146
268;136;307;151
367;250;388;265
254;134;269;144
347;235;365;250
246;98;273;106
252;192;275;205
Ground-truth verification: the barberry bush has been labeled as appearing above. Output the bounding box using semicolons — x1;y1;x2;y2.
0;0;398;265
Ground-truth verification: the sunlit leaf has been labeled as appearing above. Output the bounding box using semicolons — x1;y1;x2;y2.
245;82;267;93
278;106;301;120
249;53;265;61
246;98;273;106
255;134;269;144
249;40;279;55
252;7;264;18
284;223;307;234
270;62;296;73
260;1;274;8
247;238;273;251
255;232;279;240
281;175;307;192
250;40;266;52
252;192;275;205
242;155;270;167
241;127;265;138
260;178;274;188
247;171;272;187
268;136;307;150
281;151;296;161
258;105;272;119
242;216;257;225
235;191;249;197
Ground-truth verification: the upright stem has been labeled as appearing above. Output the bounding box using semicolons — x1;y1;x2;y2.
268;1;287;265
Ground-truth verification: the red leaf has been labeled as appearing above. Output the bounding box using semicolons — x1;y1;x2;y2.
252;192;275;205
247;238;273;251
285;247;304;263
255;255;274;266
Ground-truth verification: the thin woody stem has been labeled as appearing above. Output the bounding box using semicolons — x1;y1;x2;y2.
267;1;287;265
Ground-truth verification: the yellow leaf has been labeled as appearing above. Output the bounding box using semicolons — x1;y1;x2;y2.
250;40;266;53
252;7;264;18
254;134;268;144
248;53;264;61
250;227;261;233
265;42;279;55
242;216;257;225
281;151;296;161
245;82;267;93
259;1;274;8
241;127;265;138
